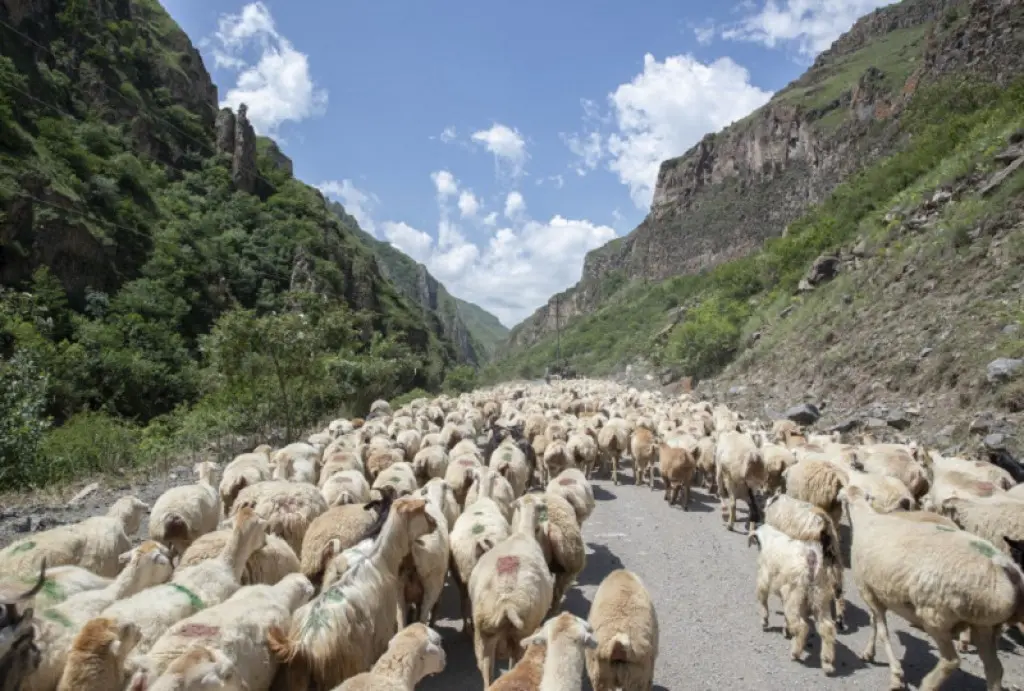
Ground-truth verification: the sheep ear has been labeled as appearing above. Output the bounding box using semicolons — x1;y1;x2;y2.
118;550;132;566
109;638;122;656
583;631;598;650
521;633;546;648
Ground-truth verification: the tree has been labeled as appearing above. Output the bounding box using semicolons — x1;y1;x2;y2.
0;349;51;487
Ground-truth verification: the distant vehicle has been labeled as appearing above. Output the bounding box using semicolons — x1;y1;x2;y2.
548;361;577;380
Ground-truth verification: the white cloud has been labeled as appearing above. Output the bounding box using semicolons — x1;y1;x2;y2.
562;131;603;176
719;0;896;57
471;123;528;178
504;191;526;219
605;53;772;208
212;2;327;135
458;190;480;218
430;170;459;199
328;175;616;326
381;221;433;262
317;179;379;236
693;23;717;45
439;126;457;143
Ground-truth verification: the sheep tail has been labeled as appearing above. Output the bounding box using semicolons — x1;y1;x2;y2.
1001;563;1024;624
266;625;299;663
163;513;189;541
502;607;524;630
747;487;761;525
604;633;631;663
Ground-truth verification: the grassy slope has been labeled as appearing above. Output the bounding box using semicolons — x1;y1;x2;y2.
486;52;1024;421
453;297;509;357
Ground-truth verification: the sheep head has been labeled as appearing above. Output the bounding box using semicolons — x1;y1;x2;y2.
117;540;174;587
521;612;597;651
389;623;446;680
394;496;436;539
232;504;268;556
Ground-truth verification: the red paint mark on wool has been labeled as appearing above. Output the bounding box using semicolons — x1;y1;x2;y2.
176;623;220;638
977;482;995;496
558;477;576;486
458;459;476;467
496;555;520;576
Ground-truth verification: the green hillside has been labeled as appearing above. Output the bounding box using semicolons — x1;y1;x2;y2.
0;0;460;488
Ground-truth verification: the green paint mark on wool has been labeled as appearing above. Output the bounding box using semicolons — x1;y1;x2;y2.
10;541;35;554
537;505;548;523
472;524;485;535
169;583;206;611
43;609;74;629
473;511;484;516
970;540;999;559
935;525;956;532
18;574;63;603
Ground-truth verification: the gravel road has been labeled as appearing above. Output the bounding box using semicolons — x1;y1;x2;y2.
4;462;1024;691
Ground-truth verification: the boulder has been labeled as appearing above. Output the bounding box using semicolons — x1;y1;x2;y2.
987;358;1023;384
784;403;820;426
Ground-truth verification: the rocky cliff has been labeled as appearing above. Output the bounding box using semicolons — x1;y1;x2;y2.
505;0;1022;352
329;201;509;363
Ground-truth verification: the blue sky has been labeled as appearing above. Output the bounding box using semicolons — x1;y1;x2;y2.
161;0;894;326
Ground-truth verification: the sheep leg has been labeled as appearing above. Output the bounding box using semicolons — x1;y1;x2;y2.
420;584;443;626
756;576;771;629
919;627;959;691
814;589;837;675
860;596;904;689
784;587;810;662
455;577;473;638
956;627;971;653
474;631;497;689
971;625;1003;691
612;453;620;485
681;478;691;510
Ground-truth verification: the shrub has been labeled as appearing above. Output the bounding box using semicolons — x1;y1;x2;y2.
442;365;478;395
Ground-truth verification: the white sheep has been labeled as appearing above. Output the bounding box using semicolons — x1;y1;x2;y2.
0;496;148;578
585;569;659;691
271;442;321;484
141;645;247;691
518;492;585;615
321;469;372;507
520;612;597;691
0;565;110;612
546;468;596;526
763;492;846;630
55;616;141;691
24;541;174;691
489;439;532;498
399;477;451;627
267;496;437;690
232;479;328;555
469;496;554;687
141;573;314;691
149;461;221;557
715;430;765;533
842;484;1024;691
101;506;267;655
630;426;658;489
748;524;837;675
179;529;300;586
331;623;446;690
411;445;449;485
371;462;418;500
218;447;271;516
449;472;511;635
465;466;517;523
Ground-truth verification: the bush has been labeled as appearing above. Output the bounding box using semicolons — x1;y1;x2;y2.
442;365;478;395
37;410;142;486
0;350;52;488
391;388;432;409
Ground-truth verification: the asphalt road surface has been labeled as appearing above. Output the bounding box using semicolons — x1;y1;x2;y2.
420;471;1024;691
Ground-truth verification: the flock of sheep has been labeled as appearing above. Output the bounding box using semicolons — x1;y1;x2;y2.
1;378;1024;691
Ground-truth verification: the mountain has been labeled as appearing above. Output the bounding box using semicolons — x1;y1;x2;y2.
0;0;464;486
328;201;509;364
488;0;1024;452
502;0;1022;355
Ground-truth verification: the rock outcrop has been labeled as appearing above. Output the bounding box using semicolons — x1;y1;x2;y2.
505;0;1021;351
